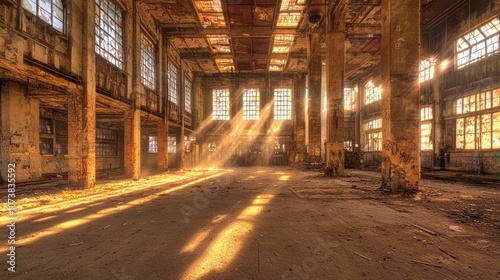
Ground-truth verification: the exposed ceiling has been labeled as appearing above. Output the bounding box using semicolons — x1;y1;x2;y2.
139;0;463;83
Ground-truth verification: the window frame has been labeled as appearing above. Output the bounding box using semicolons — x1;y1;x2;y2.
243;88;261;120
364;80;381;105
184;77;193;114
22;0;64;33
140;32;157;91
167;60;179;105
212;88;231;120
364;118;382;152
273;88;292;121
456;16;500;69
95;127;119;157
95;0;124;70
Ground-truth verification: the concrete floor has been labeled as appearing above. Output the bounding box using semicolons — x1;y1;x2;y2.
1;167;499;279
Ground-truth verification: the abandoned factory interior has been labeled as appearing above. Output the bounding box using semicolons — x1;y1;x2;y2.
0;0;499;279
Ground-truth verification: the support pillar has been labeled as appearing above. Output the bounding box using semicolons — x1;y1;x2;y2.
0;82;41;182
157;119;168;170
325;4;346;176
124;110;141;179
380;0;420;191
307;33;322;163
293;74;306;164
69;0;96;188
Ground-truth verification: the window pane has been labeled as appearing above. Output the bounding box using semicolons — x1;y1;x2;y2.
213;89;230;120
243;88;260;120
481;114;492;149
185;78;192;114
168;62;179;105
141;34;156;90
493;112;500;149
148;135;158;153
456;118;464;149
95;0;124;69
273;88;292;120
456;17;500;68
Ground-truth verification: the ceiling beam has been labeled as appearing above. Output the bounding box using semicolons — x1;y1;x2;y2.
162;26;303;37
180;52;306;60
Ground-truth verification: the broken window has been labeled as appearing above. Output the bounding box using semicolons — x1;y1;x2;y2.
168;136;176;153
455;112;500;149
213;89;230;120
96;127;118;157
365;81;381;105
421;106;433;150
456;89;500;114
419;59;435;83
55;120;68;155
344;87;357;111
95;0;124;69
148;135;157;154
456;17;500;68
168;61;179;105
185;78;193;114
208;142;217;152
141;33;156;90
243;88;260;120
23;0;64;32
364;118;382;152
39;118;54;155
274;88;292;120
344;140;353;152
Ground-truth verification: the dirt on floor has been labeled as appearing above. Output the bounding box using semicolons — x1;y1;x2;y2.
0;167;499;279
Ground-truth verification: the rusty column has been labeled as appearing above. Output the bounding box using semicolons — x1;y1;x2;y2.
380;0;420;191
325;3;346;176
307;33;323;163
68;0;96;188
293;74;306;164
124;2;141;180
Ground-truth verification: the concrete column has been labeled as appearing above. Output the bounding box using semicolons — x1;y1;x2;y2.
0;82;41;182
124;2;142;179
325;5;346;176
380;0;420;191
307;33;322;163
68;0;96;188
293;74;306;163
157;120;168;170
124;110;141;179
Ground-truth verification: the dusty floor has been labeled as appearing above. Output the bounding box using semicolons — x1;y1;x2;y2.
1;167;499;279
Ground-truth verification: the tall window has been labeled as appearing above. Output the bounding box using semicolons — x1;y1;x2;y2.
274;88;292;120
243;88;260;120
95;0;124;69
421;106;433;150
364;118;382;151
168;61;178;105
456;113;500;150
185;78;192;114
148;135;157;153
23;0;64;32
365;81;381;105
457;17;500;68
141;33;156;90
96;128;118;157
456;89;500;114
419;59;435;83
213;89;230;120
344;87;356;111
455;88;500;149
168;136;177;153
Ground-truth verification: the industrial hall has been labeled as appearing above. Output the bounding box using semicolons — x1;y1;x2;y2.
0;0;499;279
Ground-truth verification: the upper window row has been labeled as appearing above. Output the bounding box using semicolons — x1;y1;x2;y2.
456;88;500;115
23;0;64;32
365;81;381;105
212;88;292;121
457;17;500;68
